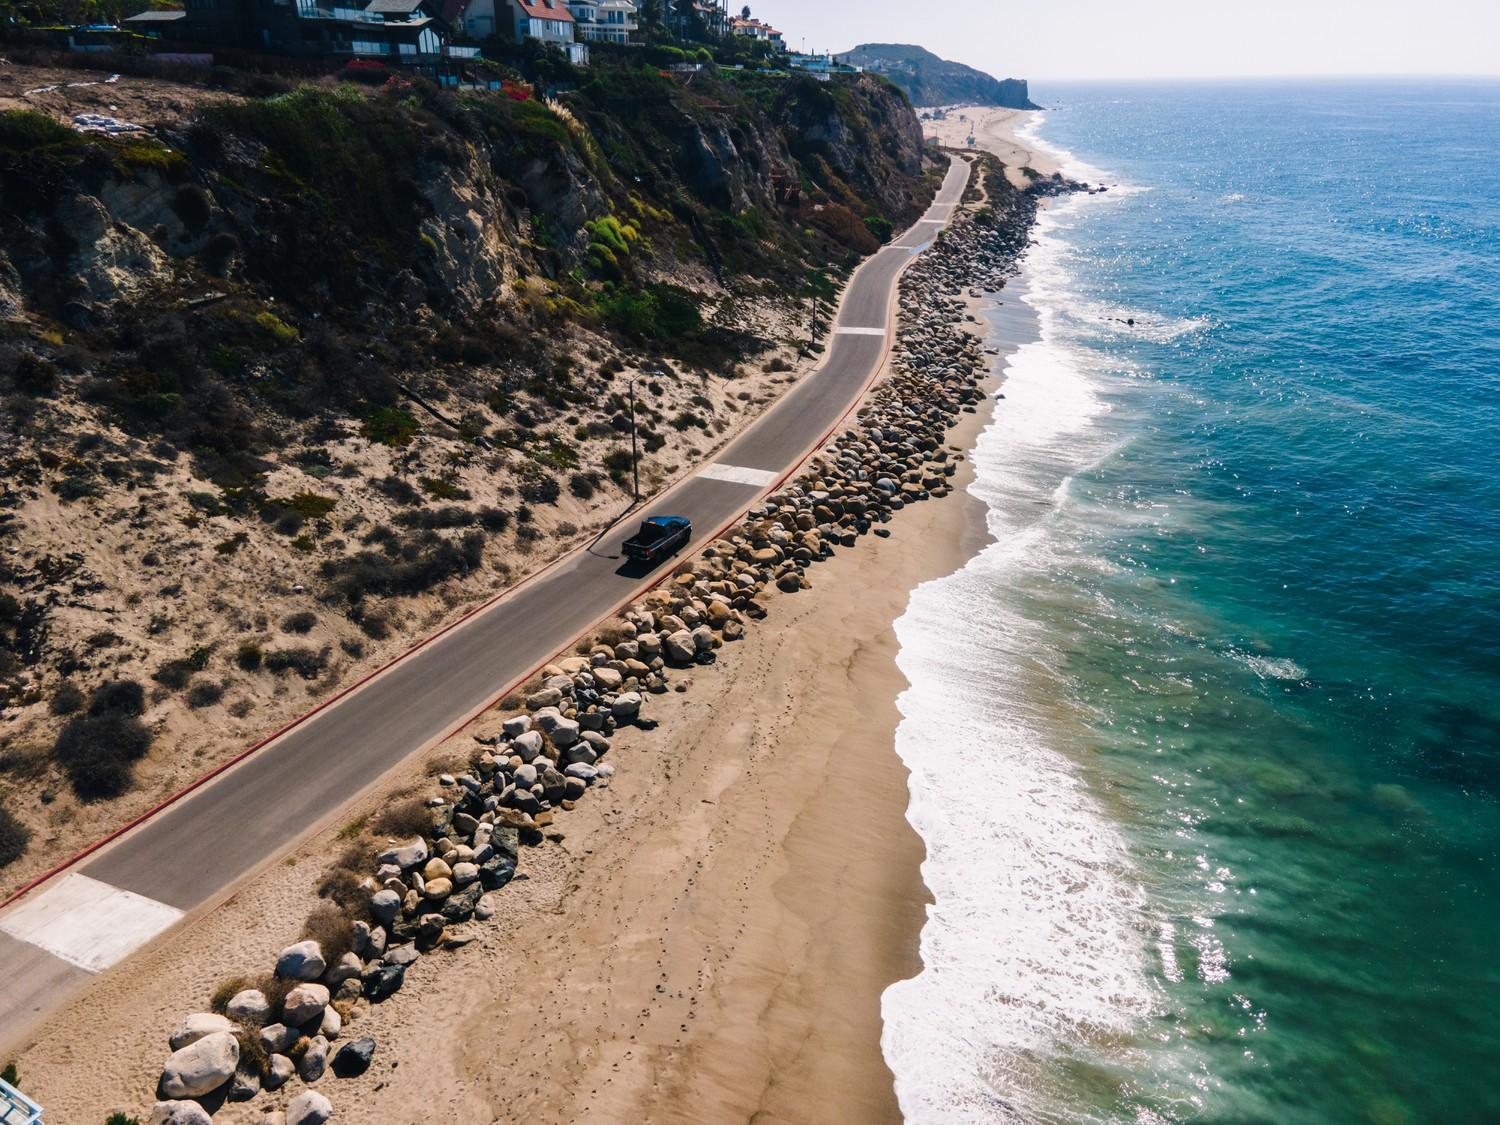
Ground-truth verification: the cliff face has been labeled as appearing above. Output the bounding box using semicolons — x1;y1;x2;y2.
1;69;931;332
839;44;1040;110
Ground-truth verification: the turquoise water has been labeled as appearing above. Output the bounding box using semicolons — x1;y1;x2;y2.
883;81;1500;1123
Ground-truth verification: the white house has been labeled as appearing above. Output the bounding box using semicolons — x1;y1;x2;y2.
729;15;782;47
566;0;636;44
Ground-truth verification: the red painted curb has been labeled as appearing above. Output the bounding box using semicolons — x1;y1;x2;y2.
0;157;967;916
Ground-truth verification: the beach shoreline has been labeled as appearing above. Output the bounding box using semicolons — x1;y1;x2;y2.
925;104;1062;188
9;122;1051;1124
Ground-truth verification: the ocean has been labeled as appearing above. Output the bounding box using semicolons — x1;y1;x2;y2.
881;80;1500;1123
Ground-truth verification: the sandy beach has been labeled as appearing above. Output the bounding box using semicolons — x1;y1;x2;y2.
925;104;1061;188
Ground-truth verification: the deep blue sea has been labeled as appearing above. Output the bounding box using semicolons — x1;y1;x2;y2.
882;81;1500;1123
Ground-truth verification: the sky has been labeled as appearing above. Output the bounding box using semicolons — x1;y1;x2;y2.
744;0;1500;82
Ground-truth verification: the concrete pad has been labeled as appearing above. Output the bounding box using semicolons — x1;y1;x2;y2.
0;872;183;972
698;463;779;488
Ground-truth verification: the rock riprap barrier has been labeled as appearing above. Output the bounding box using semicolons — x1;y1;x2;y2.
144;156;1064;1124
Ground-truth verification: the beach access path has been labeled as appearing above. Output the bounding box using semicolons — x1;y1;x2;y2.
0;155;971;1050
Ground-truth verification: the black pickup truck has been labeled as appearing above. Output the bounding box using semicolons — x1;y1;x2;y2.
622;515;692;564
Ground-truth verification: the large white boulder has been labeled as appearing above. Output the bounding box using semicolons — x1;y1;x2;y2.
149;1101;213;1125
282;982;330;1026
168;1011;234;1051
275;939;326;981
286;1090;334;1125
159;1029;239;1098
225;988;270;1023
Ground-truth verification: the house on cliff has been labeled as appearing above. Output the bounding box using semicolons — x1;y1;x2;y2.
141;0;460;68
566;0;636;44
501;0;588;63
729;15;781;48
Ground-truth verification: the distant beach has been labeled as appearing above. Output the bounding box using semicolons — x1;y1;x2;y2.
925;104;1062;188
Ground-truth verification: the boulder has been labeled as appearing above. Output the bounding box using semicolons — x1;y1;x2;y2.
369;889;401;925
298;1034;329;1082
332;1036;377;1078
475;893;500;920
282;983;330;1026
376;838;429;870
149;1101;213;1125
228;1062;261;1102
383;943;420;968
664;630;696;662
275;940;326;982
265;1052;295;1091
286;1090;334;1125
320;1004;343;1040
512;730;544;762
526;687;563;710
502;714;532;738
160;1029;239;1098
226;988;271;1024
563;743;597;767
325;951;363;986
610;691;642;720
422;857;452;882
363;960;407;1001
259;1022;299;1055
591;666;623;691
423;876;453;899
548;717;581;748
452;861;480;886
169;1011;235;1051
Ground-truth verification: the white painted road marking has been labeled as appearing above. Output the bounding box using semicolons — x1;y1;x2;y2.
699;463;780;488
914;218;945;225
0;872;183;972
834;326;886;336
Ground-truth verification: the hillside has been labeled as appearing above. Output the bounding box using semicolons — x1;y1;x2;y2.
840;43;1039;109
0;49;939;888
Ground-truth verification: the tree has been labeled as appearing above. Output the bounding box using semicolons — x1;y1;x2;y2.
740;4;750;19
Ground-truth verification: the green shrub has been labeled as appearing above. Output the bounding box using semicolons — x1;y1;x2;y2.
321;531;484;604
863;214;894;243
0;803;30;869
88;680;145;717
53;713;154;800
264;646;329;679
253;310;300;345
185;679;225;709
0;109;80;154
49;682;85;716
236;641;264;670
14;353;60;395
281;611;318;634
362;407;419;447
106;1112;142;1125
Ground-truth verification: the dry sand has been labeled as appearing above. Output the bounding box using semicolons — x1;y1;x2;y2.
924;104;1062;189
10;342;1005;1124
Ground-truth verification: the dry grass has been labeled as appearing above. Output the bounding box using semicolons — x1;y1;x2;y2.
301;901;357;965
369;796;435;840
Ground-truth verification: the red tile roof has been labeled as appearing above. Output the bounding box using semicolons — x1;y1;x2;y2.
513;0;574;22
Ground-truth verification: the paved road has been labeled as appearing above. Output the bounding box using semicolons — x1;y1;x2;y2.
0;157;970;1048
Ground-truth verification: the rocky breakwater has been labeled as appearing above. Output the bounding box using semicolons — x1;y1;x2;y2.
142;160;1059;1124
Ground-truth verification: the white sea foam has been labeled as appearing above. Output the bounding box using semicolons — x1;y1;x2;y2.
881;200;1166;1123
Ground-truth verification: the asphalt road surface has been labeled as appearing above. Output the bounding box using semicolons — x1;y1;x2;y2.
0;156;971;1048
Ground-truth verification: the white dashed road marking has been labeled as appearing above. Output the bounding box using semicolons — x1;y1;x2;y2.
833;326;886;336
699;463;780;488
0;872;184;972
